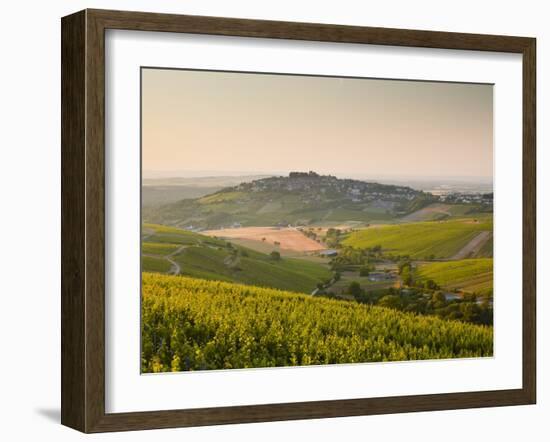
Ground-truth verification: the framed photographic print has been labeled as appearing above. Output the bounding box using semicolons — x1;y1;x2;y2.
61;9;536;433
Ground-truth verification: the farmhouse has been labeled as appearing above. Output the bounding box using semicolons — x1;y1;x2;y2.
319;249;338;257
444;292;462;301
368;272;394;282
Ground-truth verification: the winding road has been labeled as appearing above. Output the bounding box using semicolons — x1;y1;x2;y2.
143;244;188;275
166;245;188;275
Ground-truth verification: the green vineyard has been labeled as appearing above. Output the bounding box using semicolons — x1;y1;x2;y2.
342;219;492;259
141;273;493;373
415;258;494;296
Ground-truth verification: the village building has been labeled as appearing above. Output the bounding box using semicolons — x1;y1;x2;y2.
319;249;338;257
368;272;394;282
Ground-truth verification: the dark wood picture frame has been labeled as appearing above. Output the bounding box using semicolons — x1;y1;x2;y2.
61;8;536;433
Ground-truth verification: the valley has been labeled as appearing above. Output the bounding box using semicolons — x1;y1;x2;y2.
142;223;332;294
142;172;493;327
138;68;496;372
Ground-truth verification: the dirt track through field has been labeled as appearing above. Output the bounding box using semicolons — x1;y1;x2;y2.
166;244;189;275
451;231;491;259
144;243;189;275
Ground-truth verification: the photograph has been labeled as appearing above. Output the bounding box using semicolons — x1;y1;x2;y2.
140;67;494;373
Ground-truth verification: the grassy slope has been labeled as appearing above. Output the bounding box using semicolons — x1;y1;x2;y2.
415;258;493;296
143;183;430;228
342;219;492;259
142;185;223;208
173;246;331;293
144;223;225;246
142;256;172;273
142;223;331;293
142;242;180;255
141;273;493;372
401;203;489;222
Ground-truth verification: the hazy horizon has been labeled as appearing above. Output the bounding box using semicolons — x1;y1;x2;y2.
142;170;493;195
143;169;492;182
142;69;493;180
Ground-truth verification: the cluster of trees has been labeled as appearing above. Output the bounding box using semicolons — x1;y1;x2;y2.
324;228;342;248
141;273;493;373
224;241;250;258
328;246;382;271
301;228;319;241
398;260;443;290
397;260;450;290
398;261;414;285
335;283;493;326
301;227;353;248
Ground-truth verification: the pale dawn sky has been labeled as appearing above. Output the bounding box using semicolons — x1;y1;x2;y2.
142;68;493;180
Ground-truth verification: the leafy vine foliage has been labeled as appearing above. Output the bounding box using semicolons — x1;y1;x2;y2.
141;273;493;373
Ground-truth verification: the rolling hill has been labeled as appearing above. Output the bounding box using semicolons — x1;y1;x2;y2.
399;202;489;222
342;218;493;259
143;172;437;229
142;175;271;208
142;273;493;372
142;223;332;293
414;258;493;296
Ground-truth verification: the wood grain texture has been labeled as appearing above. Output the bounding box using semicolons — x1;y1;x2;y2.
85;9;107;432
61;9;537;433
522;38;537;403
89;8;533;52
61;10;86;431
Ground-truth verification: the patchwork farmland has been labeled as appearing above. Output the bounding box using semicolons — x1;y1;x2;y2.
142;223;332;293
141;173;494;372
203;226;325;254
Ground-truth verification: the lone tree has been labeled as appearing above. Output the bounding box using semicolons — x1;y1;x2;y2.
347;281;362;297
424;279;438;290
270;251;281;261
359;266;371;277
